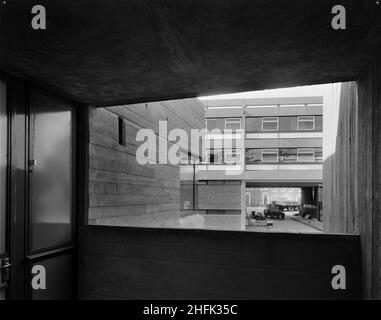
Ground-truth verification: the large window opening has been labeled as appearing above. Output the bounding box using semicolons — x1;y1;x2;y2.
86;83;345;234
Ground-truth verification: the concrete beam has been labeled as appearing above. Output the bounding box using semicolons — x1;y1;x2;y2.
0;0;380;105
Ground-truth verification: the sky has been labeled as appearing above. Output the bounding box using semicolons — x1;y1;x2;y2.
198;84;331;100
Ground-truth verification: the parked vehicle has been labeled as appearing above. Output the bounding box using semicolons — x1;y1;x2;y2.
299;204;318;219
280;202;300;212
264;203;285;220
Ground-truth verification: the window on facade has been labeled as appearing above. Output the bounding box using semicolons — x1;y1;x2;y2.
297;148;315;162
206;118;225;132
315;116;323;131
206;119;217;131
279;148;297;162
262;149;278;162
245;149;262;164
118;117;126;146
224;149;241;164
314;148;323;162
262;117;278;131
207;149;223;164
245;117;262;132
297;116;315;130
225;118;241;132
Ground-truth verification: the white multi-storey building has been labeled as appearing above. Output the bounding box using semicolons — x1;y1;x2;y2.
180;96;323;230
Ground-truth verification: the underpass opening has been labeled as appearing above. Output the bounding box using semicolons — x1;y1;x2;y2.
245;185;322;233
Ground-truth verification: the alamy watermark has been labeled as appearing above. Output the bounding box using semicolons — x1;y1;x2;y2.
135;121;244;175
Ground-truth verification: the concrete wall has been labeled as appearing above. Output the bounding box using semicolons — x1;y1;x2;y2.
79;225;361;299
323;82;358;234
88;98;204;228
197;183;241;211
323;57;381;298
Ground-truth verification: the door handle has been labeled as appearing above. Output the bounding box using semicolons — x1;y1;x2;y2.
0;258;12;283
1;258;12;270
28;159;37;173
0;262;12;270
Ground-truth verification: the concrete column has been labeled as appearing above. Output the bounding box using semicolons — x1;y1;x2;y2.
301;187;314;205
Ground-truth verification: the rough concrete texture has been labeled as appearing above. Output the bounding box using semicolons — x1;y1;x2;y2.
1;0;381;105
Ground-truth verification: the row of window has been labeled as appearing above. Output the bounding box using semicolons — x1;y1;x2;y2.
206;116;323;133
207;149;241;164
246;116;322;132
206;118;242;132
202;147;323;164
206;103;322;110
246;148;322;163
261;116;315;131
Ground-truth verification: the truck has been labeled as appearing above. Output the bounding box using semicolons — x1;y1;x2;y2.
264;203;285;220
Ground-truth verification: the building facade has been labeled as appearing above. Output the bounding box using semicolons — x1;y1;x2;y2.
180;96;324;230
88;98;205;228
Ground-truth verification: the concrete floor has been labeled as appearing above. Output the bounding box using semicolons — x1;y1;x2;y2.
246;212;322;233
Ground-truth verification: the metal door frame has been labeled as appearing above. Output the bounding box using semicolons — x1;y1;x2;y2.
25;87;78;299
0;76;11;299
0;72;81;299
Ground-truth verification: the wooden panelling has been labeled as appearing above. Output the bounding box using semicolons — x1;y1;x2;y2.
79;226;361;300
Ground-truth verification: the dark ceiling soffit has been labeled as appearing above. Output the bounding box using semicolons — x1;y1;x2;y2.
0;68;83;107
1;0;381;106
55;75;364;108
0;66;364;108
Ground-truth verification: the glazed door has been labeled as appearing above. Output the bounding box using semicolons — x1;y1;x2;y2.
0;80;9;300
27;91;76;299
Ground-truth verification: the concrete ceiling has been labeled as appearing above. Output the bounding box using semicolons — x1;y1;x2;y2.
1;0;380;105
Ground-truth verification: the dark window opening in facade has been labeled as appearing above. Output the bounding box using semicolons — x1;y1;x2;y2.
118;116;126;146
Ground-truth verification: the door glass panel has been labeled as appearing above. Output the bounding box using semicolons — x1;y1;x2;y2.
0;81;7;254
30;92;73;250
31;252;74;300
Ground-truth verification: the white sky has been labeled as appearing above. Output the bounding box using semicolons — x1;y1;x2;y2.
198;84;332;100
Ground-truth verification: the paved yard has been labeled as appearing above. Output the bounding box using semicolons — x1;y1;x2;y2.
246;212;322;233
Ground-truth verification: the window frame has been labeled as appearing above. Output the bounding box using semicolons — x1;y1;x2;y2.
206;118;216;132
224;118;241;132
278;148;297;163
297;116;315;131
224;148;241;165
297;148;315;162
261;148;279;163
245;148;262;164
206;148;224;165
314;148;323;162
261;117;278;131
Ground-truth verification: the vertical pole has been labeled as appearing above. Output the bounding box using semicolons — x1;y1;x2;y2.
240;105;246;230
192;163;196;210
